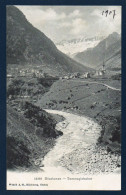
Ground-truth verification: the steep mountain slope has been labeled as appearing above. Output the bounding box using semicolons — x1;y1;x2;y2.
6;6;90;75
56;36;105;56
74;32;121;71
7;104;63;169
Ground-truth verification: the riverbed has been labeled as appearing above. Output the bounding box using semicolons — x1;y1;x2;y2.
7;109;121;190
40;110;121;175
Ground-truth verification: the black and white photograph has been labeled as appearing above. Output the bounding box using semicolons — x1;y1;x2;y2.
6;5;121;190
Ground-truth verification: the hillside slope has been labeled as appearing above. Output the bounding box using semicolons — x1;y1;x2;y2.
74;32;121;71
6;6;90;75
7;104;63;170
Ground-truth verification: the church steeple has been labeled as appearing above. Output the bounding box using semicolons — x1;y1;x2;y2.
102;60;105;71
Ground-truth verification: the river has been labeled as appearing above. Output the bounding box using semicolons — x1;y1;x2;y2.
7;109;121;190
41;109;101;175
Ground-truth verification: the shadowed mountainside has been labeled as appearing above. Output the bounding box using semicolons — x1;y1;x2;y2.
7;104;63;170
6;6;90;76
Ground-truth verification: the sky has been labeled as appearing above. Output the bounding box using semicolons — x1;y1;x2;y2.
16;6;121;43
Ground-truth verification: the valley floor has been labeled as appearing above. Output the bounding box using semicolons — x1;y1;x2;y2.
7;76;121;174
37;77;121;153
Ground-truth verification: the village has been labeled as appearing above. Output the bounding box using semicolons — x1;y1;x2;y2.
7;66;46;78
7;62;106;80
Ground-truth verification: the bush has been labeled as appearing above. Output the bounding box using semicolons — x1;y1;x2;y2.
22;102;62;138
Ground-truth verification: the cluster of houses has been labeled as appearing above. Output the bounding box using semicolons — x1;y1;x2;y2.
60;68;106;80
18;69;45;77
60;72;91;80
60;61;106;80
7;68;46;78
95;69;106;76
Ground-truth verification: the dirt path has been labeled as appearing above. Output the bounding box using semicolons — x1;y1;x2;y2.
71;79;121;91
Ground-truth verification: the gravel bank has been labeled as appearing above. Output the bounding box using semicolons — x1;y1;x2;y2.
59;144;121;175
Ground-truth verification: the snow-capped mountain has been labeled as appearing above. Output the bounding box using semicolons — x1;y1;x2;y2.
56;36;106;57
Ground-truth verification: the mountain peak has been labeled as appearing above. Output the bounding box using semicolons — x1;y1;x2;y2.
109;32;120;37
107;32;120;41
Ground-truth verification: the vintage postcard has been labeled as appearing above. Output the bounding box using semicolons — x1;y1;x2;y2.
6;5;121;190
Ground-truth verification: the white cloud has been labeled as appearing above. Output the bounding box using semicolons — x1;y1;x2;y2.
93;7;121;36
91;8;102;17
70;18;87;35
42;8;66;21
61;22;71;28
17;6;66;25
16;6;121;42
68;9;81;18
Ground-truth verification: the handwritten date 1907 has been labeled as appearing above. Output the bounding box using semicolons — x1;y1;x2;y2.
102;10;116;19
